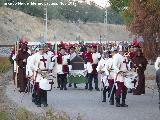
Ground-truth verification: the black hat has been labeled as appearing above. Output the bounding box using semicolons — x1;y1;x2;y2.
59;47;66;50
87;45;92;48
70;46;76;50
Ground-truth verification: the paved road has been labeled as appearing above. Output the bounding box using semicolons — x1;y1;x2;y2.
6;82;160;120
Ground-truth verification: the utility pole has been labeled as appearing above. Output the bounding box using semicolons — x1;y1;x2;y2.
44;0;48;42
104;8;108;42
104;9;107;24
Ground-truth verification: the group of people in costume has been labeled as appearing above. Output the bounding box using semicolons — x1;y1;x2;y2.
10;37;160;108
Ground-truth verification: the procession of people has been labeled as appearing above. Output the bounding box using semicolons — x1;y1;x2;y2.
9;37;160;108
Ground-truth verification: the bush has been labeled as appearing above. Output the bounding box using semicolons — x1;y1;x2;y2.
15;107;83;120
0;112;9;120
0;56;11;73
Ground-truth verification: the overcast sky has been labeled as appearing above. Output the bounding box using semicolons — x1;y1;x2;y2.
90;0;110;7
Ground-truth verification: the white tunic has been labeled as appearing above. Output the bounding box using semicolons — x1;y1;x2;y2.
12;54;17;72
104;58;114;79
96;58;107;72
84;53;100;74
112;53;128;82
26;54;34;77
31;52;50;82
155;57;160;71
92;52;101;64
56;54;70;74
96;58;109;87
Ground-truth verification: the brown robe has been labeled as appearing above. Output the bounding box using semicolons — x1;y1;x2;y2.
16;50;30;91
132;54;148;95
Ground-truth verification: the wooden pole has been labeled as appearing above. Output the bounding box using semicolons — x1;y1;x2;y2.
15;41;19;88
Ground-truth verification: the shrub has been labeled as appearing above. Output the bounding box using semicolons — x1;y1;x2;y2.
0;112;9;120
0;56;11;73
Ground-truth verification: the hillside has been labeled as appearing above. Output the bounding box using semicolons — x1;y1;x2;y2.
0;7;130;45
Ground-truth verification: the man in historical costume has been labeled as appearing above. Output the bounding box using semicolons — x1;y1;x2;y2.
68;46;77;88
10;47;16;83
57;47;70;90
112;47;129;107
16;43;30;92
91;46;101;91
31;45;53;107
44;45;56;72
102;50;116;105
132;49;148;95
155;56;160;104
84;46;93;90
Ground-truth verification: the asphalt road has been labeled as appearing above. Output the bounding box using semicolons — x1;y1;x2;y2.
6;81;160;120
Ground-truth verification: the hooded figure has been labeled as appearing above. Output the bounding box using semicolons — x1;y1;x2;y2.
132;49;148;95
16;44;30;92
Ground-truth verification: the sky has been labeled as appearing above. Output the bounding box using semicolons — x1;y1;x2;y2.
73;0;110;8
88;0;110;7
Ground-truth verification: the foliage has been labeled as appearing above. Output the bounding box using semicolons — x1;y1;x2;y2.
15;107;83;120
109;0;160;59
109;0;132;13
0;56;11;73
0;112;9;120
107;7;125;24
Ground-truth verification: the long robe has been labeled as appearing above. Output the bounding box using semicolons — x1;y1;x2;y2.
16;50;30;91
132;54;148;95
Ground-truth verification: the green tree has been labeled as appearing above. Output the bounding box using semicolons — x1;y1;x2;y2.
109;0;160;59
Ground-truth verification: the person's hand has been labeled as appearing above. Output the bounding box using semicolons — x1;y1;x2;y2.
99;71;105;74
139;64;142;67
23;59;26;62
37;69;41;73
30;76;34;80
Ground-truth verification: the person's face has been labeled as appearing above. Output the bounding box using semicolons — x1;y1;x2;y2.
44;47;48;52
137;51;141;56
39;48;44;54
119;51;124;55
70;48;75;53
129;48;133;52
134;48;137;52
87;47;91;52
61;49;65;55
91;48;96;53
111;51;116;56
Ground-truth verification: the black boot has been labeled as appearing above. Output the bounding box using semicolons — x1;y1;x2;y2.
121;100;128;107
68;83;72;87
121;91;128;107
128;88;132;93
41;90;48;107
159;90;160;104
102;88;106;102
115;96;121;107
109;86;115;105
32;91;36;103
74;83;77;88
36;94;41;107
43;91;48;107
109;94;114;105
89;82;93;91
85;83;88;89
63;82;67;90
57;74;61;88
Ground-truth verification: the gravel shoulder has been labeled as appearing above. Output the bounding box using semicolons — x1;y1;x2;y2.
0;70;17;120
